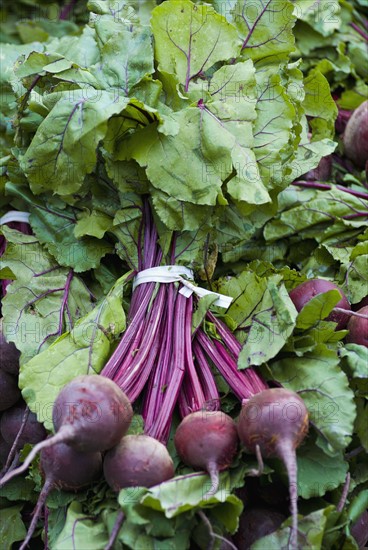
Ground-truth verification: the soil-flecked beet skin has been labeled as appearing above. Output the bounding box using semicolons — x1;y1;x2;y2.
52;375;133;452
0;403;47;448
289;278;351;330
237;388;309;550
346;306;368;347
103;434;174;491
174;410;238;496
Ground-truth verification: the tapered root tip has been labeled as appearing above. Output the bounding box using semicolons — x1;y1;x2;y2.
203;461;219;500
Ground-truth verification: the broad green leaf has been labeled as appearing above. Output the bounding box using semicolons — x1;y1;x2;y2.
232;0;296;62
53;501;108;549
19;272;129;430
142;470;243;530
239;279;297;366
1;227;93;362
271;345;356;453
354;398;368;451
295;289;342;330
29;204;112;272
151;1;240;91
0;506;26;550
264;186;367;242
341;254;368;305
297;446;348;499
74;210;113;240
94;24;154;94
252;67;298;190
293;0;340;36
303;71;338;138
20;90;129;196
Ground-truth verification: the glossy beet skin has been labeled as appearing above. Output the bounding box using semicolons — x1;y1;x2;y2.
52;375;133;452
0;322;20;376
0;370;21;411
289;278;351;330
174;410;238;495
103;434;175;491
343;100;368;168
346;306;368;347
0;403;47;448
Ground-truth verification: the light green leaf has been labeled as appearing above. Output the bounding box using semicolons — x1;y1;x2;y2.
151;0;240;91
251;506;335;549
1;227;94;363
53;501;108;549
293;0;341;36
271;345;356;453
74;210;113;239
20;90;129;196
232;0;296;61
295;289;342;329
340;344;368;379
19;272;129;430
94;24;154;94
297;446;348;499
142;470;243;529
303;71;338;138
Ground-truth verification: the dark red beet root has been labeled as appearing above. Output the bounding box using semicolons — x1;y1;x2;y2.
343;100;368;168
1;403;47;448
52;375;133;452
40;440;102;490
0;370;21;411
346;306;368;347
237;388;309;550
0;375;133;487
174;410;238;497
18;441;102;550
289;278;351;330
0;322;20;376
103;434;174;491
233;506;286;549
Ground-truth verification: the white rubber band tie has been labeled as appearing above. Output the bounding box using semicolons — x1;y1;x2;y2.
133;265;233;309
0;211;31;225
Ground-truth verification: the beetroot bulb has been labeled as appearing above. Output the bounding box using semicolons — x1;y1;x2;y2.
18;441;102;550
289;278;351;330
103;434;175;550
346;305;368;347
343;100;368;168
237;388;309;550
0;375;133;487
174;410;238;498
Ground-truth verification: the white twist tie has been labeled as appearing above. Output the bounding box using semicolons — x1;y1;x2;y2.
133;265;233;309
0;211;30;225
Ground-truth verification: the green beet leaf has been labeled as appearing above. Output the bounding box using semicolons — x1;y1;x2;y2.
0;506;27;550
271;344;356;454
18;272;129;430
20;90;129;196
151;0;240;92
296;446;348;499
52;501;109;550
1;227;94;363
